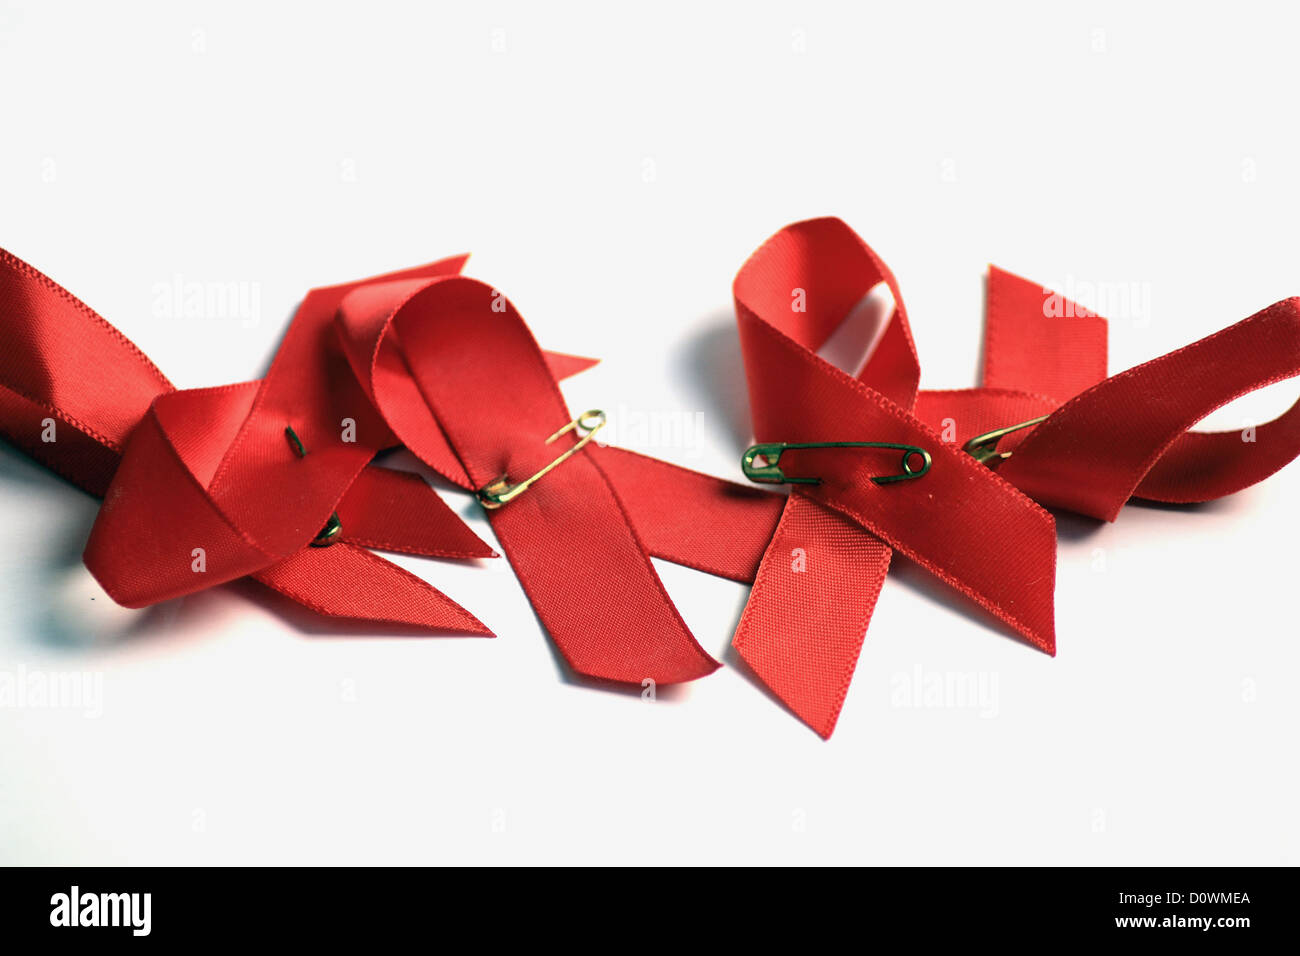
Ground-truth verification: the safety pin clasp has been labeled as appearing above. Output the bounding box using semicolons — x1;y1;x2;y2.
284;426;344;547
477;409;607;509
961;415;1049;466
741;441;932;486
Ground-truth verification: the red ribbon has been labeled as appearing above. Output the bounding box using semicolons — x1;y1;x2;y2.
729;218;1300;737
0;247;781;677
4;223;1298;738
326;273;781;683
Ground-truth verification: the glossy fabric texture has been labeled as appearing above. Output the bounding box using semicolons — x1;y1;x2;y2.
3;224;1298;738
0;247;783;669
730;218;1300;737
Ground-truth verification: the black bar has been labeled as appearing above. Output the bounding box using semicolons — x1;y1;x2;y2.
0;866;1288;943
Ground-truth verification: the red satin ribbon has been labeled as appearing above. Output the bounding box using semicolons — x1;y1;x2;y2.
731;218;1300;737
326;273;782;683
4;225;1298;738
0;247;781;677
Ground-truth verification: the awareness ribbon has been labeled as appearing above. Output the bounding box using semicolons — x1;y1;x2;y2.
729;218;1300;737
4;222;1299;738
0;248;781;671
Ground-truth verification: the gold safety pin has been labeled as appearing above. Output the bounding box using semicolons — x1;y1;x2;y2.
477;410;607;509
741;441;932;486
961;415;1049;466
284;426;344;547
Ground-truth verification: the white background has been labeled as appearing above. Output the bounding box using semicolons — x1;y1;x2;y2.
1;1;1297;865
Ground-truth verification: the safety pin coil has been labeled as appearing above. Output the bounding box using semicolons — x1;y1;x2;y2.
478;410;607;509
741;441;932;486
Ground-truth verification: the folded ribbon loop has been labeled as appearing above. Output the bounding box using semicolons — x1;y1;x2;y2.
996;293;1300;519
0;245;788;679
9;224;1295;736
335;275;728;684
1;250;502;633
730;217;1300;737
731;218;1059;738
